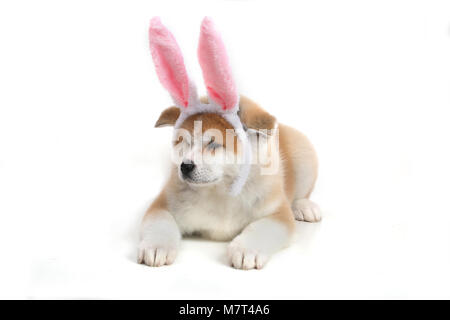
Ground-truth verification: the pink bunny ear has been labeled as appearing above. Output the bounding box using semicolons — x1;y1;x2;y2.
149;17;190;108
198;17;238;111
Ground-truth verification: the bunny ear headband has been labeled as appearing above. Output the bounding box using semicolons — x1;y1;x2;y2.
149;17;252;196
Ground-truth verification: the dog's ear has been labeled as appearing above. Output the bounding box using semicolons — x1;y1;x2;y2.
238;96;276;132
155;106;181;128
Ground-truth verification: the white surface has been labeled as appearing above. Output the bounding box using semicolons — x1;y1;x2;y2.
0;0;450;299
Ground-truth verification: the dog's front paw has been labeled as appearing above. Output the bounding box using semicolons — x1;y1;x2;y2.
227;238;270;270
138;240;178;267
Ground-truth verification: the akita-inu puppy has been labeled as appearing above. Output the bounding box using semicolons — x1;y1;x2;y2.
138;17;321;270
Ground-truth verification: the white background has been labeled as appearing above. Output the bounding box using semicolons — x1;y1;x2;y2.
0;0;449;299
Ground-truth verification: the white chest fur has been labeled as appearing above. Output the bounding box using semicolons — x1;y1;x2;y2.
167;187;251;241
167;174;279;241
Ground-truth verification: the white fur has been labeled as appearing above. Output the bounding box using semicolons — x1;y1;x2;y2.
174;133;224;185
228;218;291;269
168;162;279;241
138;210;181;267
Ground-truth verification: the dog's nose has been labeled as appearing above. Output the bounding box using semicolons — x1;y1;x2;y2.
180;162;195;175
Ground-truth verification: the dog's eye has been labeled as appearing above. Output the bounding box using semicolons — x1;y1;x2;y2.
173;136;190;147
206;138;221;150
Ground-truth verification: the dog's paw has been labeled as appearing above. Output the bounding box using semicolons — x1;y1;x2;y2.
137;240;177;267
227;238;270;270
292;199;322;222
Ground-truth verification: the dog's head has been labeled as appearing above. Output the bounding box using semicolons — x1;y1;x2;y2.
173;111;236;186
155;97;276;187
149;17;276;192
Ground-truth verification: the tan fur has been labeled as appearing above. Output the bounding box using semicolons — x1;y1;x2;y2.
179;113;238;151
239;96;318;203
142;189;167;222
279;123;319;201
262;183;295;233
270;201;295;233
238;96;277;131
154;106;180;128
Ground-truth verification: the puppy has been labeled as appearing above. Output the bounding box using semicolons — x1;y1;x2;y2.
138;17;321;270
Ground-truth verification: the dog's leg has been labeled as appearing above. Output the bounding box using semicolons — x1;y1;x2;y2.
278;124;321;222
227;202;294;270
290;159;322;222
138;193;181;267
290;158;322;222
